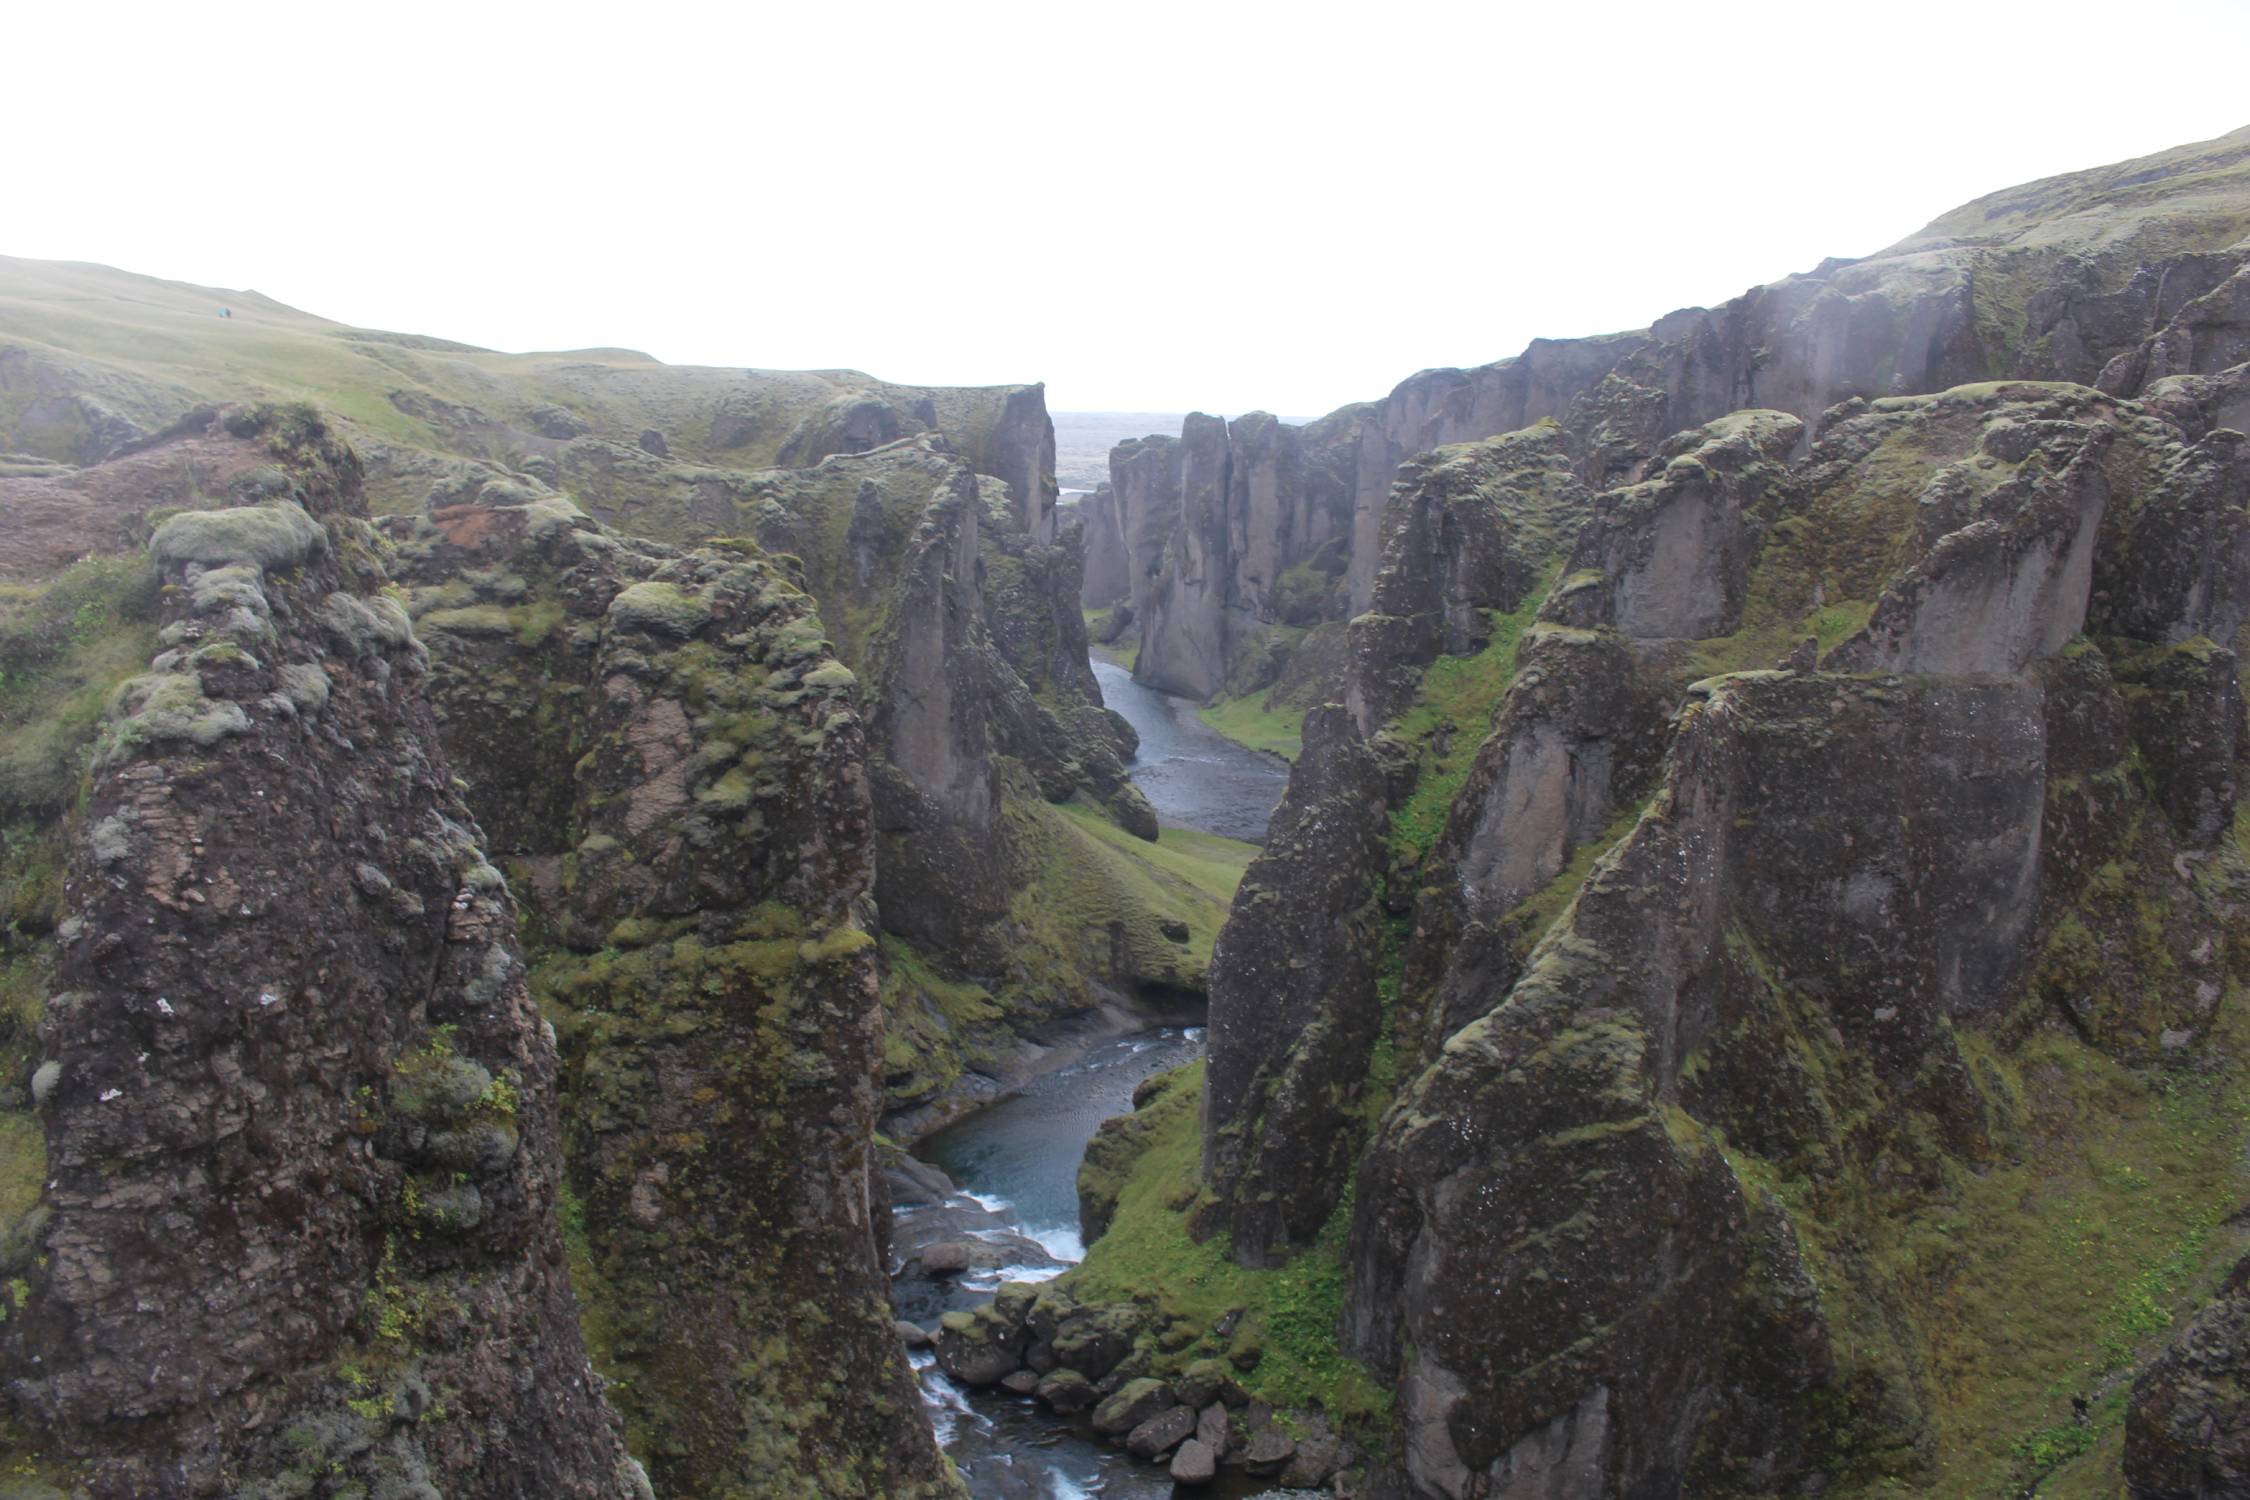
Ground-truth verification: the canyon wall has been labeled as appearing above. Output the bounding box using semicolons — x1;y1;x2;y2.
0;409;645;1498
1097;123;2250;708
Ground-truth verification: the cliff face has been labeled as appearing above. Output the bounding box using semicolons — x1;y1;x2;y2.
0;408;639;1499
367;423;1218;1487
378;486;957;1499
1103;124;2250;707
1192;359;2250;1495
1117;412;1351;700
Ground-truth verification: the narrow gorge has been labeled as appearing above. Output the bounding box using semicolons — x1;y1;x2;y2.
1;117;2249;1500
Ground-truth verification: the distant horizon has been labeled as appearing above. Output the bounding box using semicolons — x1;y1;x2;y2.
11;2;2249;412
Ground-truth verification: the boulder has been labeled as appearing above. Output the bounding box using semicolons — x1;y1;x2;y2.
1241;1425;1297;1473
1195;1401;1230;1458
1125;1404;1197;1459
1034;1368;1098;1413
1049;1303;1141;1382
1091;1378;1175;1436
1169;1438;1217;1485
933;1308;1025;1387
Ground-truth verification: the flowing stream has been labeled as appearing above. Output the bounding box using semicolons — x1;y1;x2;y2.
890;661;1297;1495
1089;660;1289;844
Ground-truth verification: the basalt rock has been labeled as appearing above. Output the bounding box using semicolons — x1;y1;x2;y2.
1108;125;2250;705
1346;422;1593;732
1202;360;2250;1495
1199;704;1392;1263
376;483;957;1498
0;406;638;1499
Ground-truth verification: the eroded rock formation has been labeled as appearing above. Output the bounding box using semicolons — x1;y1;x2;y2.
0;408;641;1499
1101;124;2250;709
1195;366;2250;1497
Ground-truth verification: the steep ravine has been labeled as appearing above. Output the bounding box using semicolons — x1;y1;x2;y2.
888;649;1290;1498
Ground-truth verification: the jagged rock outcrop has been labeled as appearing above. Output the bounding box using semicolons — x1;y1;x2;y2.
1104;124;2250;706
389;423;1185;1134
0;407;640;1499
1314;373;2250;1493
1136;414;1237;699
1196;354;2250;1496
1345;422;1593;730
1198;706;1394;1263
1077;481;1131;608
2128;1253;2250;1497
379;484;958;1497
1106;411;1351;702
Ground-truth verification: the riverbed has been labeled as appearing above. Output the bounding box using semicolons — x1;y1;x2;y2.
889;660;1303;1495
1091;660;1288;844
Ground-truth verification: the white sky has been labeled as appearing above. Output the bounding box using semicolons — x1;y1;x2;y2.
12;0;2250;417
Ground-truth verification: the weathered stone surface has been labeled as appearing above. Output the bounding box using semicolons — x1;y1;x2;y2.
1169;1437;1217;1484
1200;704;1392;1262
1034;1368;1099;1413
377;464;960;1497
1240;1425;1297;1472
1346;422;1592;731
2127;1255;2250;1498
1125;1404;1196;1458
936;1307;1028;1388
1196;1400;1231;1456
1201;368;2250;1496
1561;410;1800;642
1108;127;2250;702
0;408;637;1499
1091;1378;1176;1436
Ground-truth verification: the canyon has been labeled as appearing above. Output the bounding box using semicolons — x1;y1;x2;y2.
0;121;2248;1500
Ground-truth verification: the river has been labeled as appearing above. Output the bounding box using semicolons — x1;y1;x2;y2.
1089;660;1290;844
890;661;1299;1496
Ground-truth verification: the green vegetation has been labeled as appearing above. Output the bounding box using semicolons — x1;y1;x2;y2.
1063;1063;1388;1429
0;256;1038;525
1083;607;1138;671
0;553;164;814
994;787;1251;1002
1386;564;1559;863
1699;933;2250;1497
1196;690;1304;761
878;788;1255;1116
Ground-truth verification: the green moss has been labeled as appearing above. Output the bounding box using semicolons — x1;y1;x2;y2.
1705;950;2250;1497
608;581;714;639
149;501;327;573
1063;1063;1389;1430
0;1112;45;1242
0;555;164;814
1387;566;1558;864
417;604;519;637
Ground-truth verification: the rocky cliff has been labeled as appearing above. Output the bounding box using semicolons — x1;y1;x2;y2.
0;262;1241;1491
375;478;958;1498
1100;124;2250;718
1177;357;2250;1496
0;407;643;1498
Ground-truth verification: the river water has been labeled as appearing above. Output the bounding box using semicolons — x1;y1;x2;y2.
1090;660;1289;844
890;661;1299;1496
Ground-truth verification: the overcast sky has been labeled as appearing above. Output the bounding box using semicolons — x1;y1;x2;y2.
13;1;2250;417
